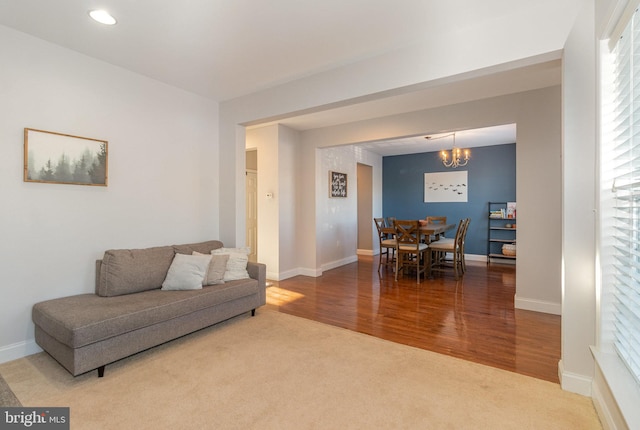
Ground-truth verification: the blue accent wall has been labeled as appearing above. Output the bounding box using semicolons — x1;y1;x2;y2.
382;143;516;255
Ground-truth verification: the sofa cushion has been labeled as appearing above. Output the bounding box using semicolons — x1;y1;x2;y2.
194;252;229;285
161;253;211;291
98;246;175;297
211;247;250;281
173;240;224;255
33;278;259;349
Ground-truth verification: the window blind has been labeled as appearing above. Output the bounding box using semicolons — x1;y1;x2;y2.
610;7;640;386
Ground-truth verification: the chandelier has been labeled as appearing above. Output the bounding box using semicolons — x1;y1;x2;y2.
426;132;470;168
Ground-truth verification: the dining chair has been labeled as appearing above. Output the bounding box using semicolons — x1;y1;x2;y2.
386;216;396;229
374;218;396;273
425;216;447;224
425;216;448;239
429;218;470;280
459;218;470;272
394;219;429;283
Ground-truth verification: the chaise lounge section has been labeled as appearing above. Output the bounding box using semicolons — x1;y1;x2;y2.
32;240;266;377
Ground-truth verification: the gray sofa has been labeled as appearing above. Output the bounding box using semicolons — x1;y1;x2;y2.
32;240;266;377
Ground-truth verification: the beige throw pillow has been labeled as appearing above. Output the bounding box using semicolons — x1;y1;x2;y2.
161;253;211;291
193;251;228;285
211;247;250;281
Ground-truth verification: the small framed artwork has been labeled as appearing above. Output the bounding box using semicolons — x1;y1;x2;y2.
24;128;108;186
329;171;347;198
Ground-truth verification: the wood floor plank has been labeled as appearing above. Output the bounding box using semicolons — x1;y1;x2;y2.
265;256;561;383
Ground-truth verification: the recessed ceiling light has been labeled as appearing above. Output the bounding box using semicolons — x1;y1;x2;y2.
89;10;117;25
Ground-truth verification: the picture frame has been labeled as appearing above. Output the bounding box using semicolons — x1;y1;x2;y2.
329;171;347;198
24;128;108;186
424;171;468;203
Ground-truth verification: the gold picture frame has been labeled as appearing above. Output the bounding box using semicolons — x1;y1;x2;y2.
24;128;108;186
329;171;347;197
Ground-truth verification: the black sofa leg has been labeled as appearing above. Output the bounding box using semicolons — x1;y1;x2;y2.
98;365;105;377
251;309;256;317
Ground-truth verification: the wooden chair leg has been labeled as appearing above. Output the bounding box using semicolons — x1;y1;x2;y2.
453;253;462;280
395;253;400;281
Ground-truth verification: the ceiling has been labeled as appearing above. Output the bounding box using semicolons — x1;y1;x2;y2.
0;0;563;155
357;124;517;157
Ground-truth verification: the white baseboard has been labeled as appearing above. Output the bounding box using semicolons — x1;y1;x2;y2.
267;266;324;281
322;255;358;272
297;267;323;277
0;339;41;364
514;295;561;315
558;359;593;396
465;253;488;262
267;267;319;281
276;268;300;280
269;254;361;281
266;270;280;280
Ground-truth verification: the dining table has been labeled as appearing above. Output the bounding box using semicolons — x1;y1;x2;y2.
381;222;455;244
380;223;456;278
419;223;456;244
383;221;456;279
419;222;456;278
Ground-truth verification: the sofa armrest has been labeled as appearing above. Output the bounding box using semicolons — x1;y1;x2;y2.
247;261;267;306
247;261;266;286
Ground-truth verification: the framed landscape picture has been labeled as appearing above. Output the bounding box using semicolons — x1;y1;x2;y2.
329;171;347;197
24;128;108;186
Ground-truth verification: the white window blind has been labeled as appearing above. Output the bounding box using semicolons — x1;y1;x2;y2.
609;7;640;386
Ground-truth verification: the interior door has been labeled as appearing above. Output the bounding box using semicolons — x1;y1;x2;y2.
246;170;258;262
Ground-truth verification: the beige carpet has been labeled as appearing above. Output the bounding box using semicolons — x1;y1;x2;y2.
0;310;601;429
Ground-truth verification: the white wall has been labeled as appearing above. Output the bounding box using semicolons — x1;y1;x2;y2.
514;88;563;314
316;146;359;271
561;0;598;396
280;140;382;278
367;149;384;254
277;125;300;278
0;26;219;362
246;124;300;280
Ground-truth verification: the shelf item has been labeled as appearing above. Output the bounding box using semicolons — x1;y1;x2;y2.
502;243;516;256
488;253;516;259
487;201;517;263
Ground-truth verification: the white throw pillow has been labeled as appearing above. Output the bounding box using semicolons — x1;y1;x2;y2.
211;247;250;281
193;251;228;285
161;253;211;290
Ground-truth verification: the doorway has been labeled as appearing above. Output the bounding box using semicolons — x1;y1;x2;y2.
246;149;258;262
357;163;373;255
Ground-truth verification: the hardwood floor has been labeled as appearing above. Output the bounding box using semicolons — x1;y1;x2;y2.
264;256;561;383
